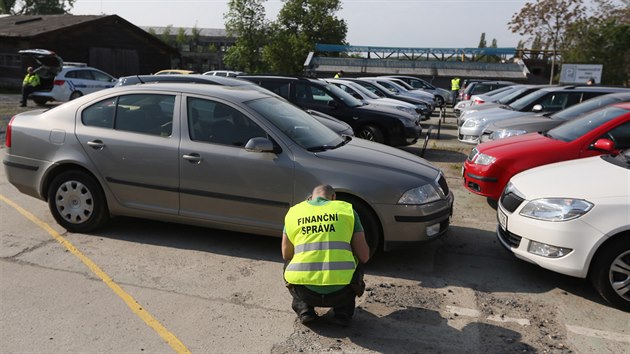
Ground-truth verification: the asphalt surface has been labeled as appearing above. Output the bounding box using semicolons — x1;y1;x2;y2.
1;97;629;353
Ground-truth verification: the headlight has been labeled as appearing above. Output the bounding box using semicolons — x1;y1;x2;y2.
474;153;496;165
489;129;528;140
519;198;593;221
415;103;428;111
396;106;416;115
463;119;481;128
398;184;442;205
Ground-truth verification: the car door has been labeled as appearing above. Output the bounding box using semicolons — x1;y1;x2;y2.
75;93;181;214
178;95;295;234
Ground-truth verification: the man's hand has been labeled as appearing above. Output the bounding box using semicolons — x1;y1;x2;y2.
351;231;370;264
281;233;294;261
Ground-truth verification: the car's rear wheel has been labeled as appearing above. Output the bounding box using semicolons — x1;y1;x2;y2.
337;195;382;259
47;170;109;233
435;96;444;107
70;91;83;100
590;235;630;312
356;125;385;144
33;97;48;106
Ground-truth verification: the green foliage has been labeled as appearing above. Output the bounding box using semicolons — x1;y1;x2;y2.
5;0;75;14
563;13;630;85
223;0;268;73
478;33;487;48
262;0;347;74
176;27;187;47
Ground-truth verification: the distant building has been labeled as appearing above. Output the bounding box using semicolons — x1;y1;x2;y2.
143;26;237;74
0;14;178;88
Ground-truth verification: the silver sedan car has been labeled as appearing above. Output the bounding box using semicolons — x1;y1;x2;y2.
4;83;454;254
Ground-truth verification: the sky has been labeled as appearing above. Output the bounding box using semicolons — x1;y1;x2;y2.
71;0;531;48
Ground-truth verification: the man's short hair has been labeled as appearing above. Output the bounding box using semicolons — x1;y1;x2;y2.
312;184;335;200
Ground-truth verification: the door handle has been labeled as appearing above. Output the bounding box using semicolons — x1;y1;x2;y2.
87;140;105;150
182;153;202;163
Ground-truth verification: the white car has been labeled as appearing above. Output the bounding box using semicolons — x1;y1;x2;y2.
19;49;117;105
496;151;630;311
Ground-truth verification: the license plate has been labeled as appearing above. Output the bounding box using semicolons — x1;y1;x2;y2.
498;208;507;230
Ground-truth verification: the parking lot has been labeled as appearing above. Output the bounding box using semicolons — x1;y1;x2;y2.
1;97;629;354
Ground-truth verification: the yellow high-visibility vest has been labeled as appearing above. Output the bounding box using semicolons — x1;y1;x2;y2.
451;78;460;91
23;73;40;87
284;200;356;285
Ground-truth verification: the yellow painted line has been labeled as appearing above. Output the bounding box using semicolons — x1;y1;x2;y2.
0;194;191;354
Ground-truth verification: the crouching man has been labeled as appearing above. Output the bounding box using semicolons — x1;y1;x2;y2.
282;184;370;326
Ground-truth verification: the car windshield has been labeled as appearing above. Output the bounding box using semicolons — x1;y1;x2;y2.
497;86;533;104
245;97;344;150
509;89;550;111
349;83;380;99
546;106;628;142
325;83;363;107
551;95;624;121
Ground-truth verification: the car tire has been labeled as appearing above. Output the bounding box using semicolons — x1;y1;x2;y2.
33;97;48;106
356;125;385;144
590;235;630;312
435;96;444;107
47;170;109;233
337;195;382;259
70;91;83;100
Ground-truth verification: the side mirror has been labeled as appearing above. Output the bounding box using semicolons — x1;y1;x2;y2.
591;138;615;152
532;104;543;112
245;137;276;153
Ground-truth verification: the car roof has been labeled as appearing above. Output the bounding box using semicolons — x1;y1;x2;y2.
117;74;252;87
538;85;630;93
102;82;273;103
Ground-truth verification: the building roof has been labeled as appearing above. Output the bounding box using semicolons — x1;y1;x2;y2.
0;15;107;37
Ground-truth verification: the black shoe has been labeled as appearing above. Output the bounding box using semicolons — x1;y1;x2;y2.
299;311;317;324
333;314;351;327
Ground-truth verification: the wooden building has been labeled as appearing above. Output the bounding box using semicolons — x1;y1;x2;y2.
0;15;179;88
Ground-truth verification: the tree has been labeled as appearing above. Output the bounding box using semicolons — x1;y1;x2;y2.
2;0;75;14
508;0;587;84
262;0;347;74
562;0;630;85
477;33;487;48
223;0;268;73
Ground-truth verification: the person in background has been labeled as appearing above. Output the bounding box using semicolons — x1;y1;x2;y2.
334;70;344;78
586;77;595;85
450;76;461;107
20;66;40;107
282;184;370;326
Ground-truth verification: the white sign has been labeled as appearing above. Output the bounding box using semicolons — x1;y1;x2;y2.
560;64;603;84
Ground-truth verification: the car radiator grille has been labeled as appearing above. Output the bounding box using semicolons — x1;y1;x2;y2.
500;192;524;213
497;225;522;248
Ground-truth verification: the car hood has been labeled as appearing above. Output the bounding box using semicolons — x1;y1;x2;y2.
486;114;557;131
18;49;63;69
474;109;533;123
478;132;564;157
511;155;629;200
316;138;440;183
355;102;417;120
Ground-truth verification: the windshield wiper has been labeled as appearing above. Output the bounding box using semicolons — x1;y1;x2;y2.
306;136;351;152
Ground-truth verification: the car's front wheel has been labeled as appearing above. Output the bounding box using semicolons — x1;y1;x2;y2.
590;235;630;312
356;125;385;144
47;170;109;232
435;96;444;107
337;195;382;259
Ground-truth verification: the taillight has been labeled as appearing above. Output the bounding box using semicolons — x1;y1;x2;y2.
473;98;485;105
53;80;65;86
464;94;471;100
5;115;15;148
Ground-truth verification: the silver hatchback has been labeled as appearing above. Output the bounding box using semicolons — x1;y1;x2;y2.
3;83;453;253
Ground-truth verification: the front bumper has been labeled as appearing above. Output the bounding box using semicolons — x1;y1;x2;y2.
457;126;482;144
496;202;599;278
379;191;454;248
462;163;504;200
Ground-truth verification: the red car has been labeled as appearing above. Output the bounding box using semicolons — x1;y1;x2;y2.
463;103;630;200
